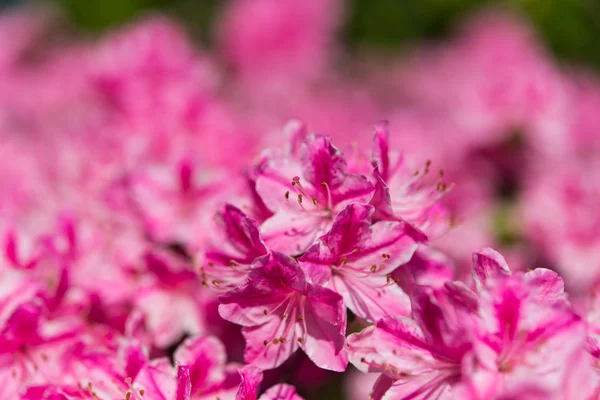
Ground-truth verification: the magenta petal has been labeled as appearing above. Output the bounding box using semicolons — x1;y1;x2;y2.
242;316;300;370
299;134;347;189
174;335;227;394
369;175;395;221
236;364;263;400
133;359;181;400
373;316;436;374
176;365;192;400
347;326;387;374
372;120;390;181
222;204;268;257
260;210;327;255
333;274;410;322
324;203;373;257
523;268;567;305
330;174;375;210
301;285;348;372
472;247;511;291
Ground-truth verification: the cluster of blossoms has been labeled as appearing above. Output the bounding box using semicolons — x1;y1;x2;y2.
2;1;600;399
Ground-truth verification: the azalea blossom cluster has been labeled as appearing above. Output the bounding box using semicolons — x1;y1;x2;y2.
2;1;600;399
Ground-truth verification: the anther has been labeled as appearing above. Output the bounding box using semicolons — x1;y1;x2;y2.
140;390;145;397
272;338;280;344
282;313;287;319
263;309;268;315
370;265;377;272
298;194;303;204
279;337;286;343
298;315;304;321
297;338;304;344
263;340;268;346
126;393;131;400
285;191;290;199
212;280;219;286
312;197;318;206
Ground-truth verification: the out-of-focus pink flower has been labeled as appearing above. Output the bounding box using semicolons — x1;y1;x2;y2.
218;252;347;371
216;0;343;82
132;249;210;348
521;160;600;293
256;134;374;254
298;202;424;322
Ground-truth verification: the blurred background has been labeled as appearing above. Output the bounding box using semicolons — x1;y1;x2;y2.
1;0;600;399
2;0;598;70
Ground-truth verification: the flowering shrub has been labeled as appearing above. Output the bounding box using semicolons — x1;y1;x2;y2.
1;2;600;400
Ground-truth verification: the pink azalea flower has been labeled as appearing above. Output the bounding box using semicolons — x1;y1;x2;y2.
298;202;424;322
218;251;348;371
369;121;452;237
255;134;375;254
348;248;586;399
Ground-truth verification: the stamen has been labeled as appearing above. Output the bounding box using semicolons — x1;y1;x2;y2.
263;340;268;346
126;393;131;400
370;265;377;272
263;309;268;315
312;197;318;206
272;338;280;344
320;182;333;209
285;191;290;200
298;315;304;321
292;177;310;198
297;338;304;344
